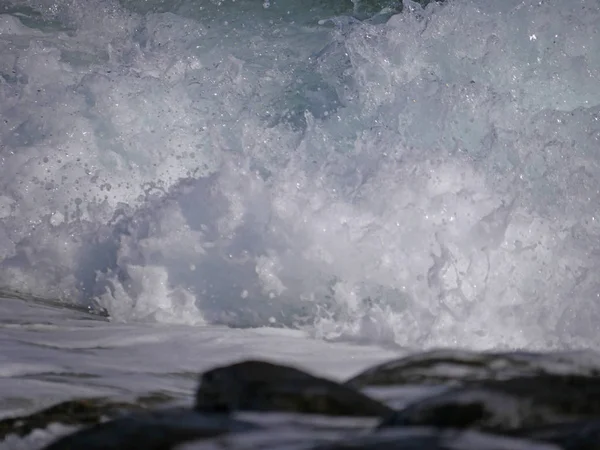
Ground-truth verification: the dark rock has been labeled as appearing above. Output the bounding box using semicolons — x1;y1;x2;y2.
378;374;600;432
346;349;600;388
0;397;168;440
309;427;560;450
195;360;394;418
509;420;600;450
42;409;259;450
9;352;600;450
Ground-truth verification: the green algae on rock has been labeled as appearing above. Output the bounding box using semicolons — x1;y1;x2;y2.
0;397;163;440
6;353;600;450
43;409;259;450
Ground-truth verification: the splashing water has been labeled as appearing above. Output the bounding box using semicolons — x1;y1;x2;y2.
0;0;599;350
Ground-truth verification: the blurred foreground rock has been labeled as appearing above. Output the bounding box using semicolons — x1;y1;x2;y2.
195;360;394;417
1;350;600;449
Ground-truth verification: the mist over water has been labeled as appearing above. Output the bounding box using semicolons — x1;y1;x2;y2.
0;0;599;349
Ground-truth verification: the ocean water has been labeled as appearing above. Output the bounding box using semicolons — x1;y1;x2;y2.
0;0;599;442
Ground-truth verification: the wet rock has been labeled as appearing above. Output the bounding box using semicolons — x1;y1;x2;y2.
42;409;259;450
0;397;168;440
309;428;561;450
176;427;342;450
195;360;394;418
178;427;559;450
378;374;600;431
510;420;600;450
346;349;600;388
7;352;600;450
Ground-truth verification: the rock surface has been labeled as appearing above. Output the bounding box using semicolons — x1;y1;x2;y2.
378;374;600;431
0;396;172;440
308;428;562;450
1;351;600;450
195;360;394;417
346;349;600;388
509;420;600;450
43;409;258;450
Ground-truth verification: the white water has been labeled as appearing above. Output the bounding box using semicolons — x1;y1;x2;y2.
0;296;400;449
0;0;599;352
0;297;397;419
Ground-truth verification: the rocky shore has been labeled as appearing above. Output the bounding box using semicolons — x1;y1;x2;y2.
2;349;600;449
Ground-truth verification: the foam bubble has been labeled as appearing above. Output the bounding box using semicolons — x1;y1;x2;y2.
0;0;599;349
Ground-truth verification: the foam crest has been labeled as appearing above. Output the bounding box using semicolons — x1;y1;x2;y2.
1;0;599;349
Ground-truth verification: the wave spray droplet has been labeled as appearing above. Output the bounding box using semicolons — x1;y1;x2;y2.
0;0;599;349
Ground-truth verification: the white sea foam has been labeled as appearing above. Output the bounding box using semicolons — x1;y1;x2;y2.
0;0;599;349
